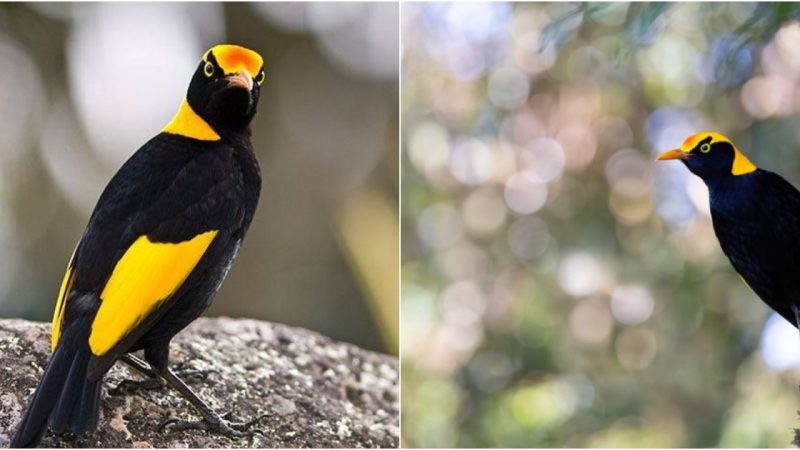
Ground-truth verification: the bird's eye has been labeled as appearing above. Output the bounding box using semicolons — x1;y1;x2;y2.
255;71;266;86
700;143;711;153
203;62;214;78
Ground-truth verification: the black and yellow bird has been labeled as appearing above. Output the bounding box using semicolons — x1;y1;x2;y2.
658;132;800;330
11;44;265;447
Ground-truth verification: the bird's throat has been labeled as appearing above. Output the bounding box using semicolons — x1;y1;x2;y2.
162;99;221;141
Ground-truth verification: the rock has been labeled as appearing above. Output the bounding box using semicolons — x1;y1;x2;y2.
0;318;398;448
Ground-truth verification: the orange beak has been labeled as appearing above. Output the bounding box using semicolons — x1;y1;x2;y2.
225;70;253;91
657;149;688;161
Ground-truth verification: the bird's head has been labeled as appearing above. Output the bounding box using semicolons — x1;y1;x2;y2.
186;44;265;133
657;132;757;179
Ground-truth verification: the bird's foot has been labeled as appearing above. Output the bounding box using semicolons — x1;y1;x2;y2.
158;411;265;438
171;368;213;384
109;376;165;396
173;362;217;384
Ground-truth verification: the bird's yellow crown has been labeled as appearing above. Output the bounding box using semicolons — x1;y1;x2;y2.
204;44;263;78
678;132;730;153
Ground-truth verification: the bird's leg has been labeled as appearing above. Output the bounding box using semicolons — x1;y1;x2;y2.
121;353;157;377
121;354;211;384
154;366;263;438
110;354;166;395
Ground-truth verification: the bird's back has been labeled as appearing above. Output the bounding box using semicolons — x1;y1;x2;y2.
74;135;247;291
708;169;800;323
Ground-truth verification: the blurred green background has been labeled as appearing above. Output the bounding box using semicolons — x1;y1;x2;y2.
0;2;398;355
402;2;800;447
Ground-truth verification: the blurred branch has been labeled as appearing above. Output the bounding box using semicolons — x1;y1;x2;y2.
0;4;69;80
540;2;800;89
540;2;672;51
626;2;671;47
335;188;399;355
714;3;800;89
794;422;800;448
539;3;609;51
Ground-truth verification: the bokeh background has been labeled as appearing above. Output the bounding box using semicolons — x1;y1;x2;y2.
402;2;800;447
0;2;398;354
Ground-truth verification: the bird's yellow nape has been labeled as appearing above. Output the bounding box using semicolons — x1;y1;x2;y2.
163;99;220;141
204;44;263;78
657;131;757;176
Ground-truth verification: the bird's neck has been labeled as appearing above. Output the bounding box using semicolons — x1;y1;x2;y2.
704;172;743;191
705;170;759;213
162;99;221;142
732;149;757;175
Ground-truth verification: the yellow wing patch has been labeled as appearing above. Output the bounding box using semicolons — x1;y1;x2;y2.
51;247;77;351
89;230;218;356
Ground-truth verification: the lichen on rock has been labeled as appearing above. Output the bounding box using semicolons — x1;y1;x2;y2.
0;317;399;448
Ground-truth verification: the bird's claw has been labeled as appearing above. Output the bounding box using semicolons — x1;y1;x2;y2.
109;377;165;396
173;363;217;384
176;368;214;384
158;412;264;438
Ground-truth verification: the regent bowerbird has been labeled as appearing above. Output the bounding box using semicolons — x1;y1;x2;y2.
11;44;265;447
658;132;800;331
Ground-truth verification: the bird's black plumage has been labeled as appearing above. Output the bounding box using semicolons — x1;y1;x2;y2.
707;169;800;325
83;133;262;377
659;132;800;328
12;44;264;447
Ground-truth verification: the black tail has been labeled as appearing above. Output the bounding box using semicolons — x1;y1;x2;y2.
11;318;101;448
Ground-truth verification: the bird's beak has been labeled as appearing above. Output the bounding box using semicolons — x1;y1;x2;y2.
657;149;688;161
225;70;253;91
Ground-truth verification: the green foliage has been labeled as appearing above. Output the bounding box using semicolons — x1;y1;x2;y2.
541;2;800;88
402;2;800;447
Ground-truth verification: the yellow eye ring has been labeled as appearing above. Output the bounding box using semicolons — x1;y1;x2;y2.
203;62;214;77
255;71;266;86
700;143;711;153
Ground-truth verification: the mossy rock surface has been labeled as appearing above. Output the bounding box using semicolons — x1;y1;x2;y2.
0;317;399;448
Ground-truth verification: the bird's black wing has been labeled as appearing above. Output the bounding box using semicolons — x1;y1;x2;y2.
52;134;245;372
712;169;800;323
